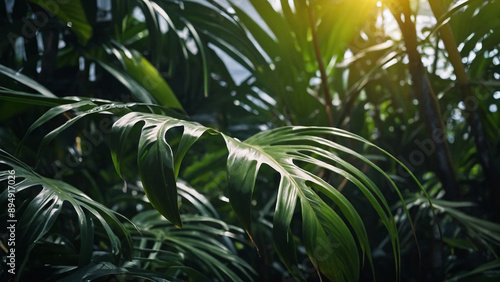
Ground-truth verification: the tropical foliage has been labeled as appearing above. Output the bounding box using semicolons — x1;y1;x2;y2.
1;0;499;281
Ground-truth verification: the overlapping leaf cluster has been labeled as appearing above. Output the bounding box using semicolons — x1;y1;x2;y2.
1;0;500;280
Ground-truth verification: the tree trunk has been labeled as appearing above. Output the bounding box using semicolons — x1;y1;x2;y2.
390;1;460;200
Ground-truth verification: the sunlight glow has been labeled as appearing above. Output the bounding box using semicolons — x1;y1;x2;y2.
382;9;402;40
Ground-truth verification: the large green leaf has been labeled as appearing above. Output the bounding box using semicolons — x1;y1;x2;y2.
223;126;414;281
108;43;182;109
88;43;183;110
111;112;216;227
27;0;92;45
109;111;422;281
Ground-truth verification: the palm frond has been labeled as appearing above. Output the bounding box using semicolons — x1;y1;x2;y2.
129;211;255;281
0;149;132;279
409;195;500;255
108;111;423;281
3;94;425;281
450;259;500;281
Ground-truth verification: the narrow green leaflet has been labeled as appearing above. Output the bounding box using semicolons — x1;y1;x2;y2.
135;0;162;68
181;19;210;97
0;88;83;106
0;64;56;97
57;261;177;282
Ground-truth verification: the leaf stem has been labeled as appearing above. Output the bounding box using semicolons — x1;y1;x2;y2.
307;1;335;128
